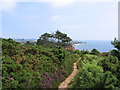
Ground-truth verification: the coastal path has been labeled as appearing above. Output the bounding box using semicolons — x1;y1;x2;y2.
58;57;81;89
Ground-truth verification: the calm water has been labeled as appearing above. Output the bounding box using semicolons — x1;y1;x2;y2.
74;40;115;52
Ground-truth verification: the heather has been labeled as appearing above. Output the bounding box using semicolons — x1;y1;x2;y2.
2;38;78;88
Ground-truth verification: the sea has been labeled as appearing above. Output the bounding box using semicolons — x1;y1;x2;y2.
74;40;115;53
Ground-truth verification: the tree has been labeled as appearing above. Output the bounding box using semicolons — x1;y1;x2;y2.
111;38;120;51
37;30;72;46
111;38;120;60
110;49;120;59
37;33;52;45
55;30;62;43
91;48;100;55
41;33;51;41
25;41;31;45
25;41;35;45
65;37;72;45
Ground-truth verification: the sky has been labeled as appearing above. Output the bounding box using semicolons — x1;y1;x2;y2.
0;0;119;40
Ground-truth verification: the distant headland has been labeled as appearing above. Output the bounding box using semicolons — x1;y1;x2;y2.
72;41;87;46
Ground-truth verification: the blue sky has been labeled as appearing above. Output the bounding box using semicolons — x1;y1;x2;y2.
1;1;118;40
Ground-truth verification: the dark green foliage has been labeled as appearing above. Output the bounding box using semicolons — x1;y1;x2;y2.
71;64;117;88
2;38;78;88
80;50;90;54
111;38;120;60
98;55;119;73
69;39;120;89
0;38;2;89
111;38;120;51
25;41;35;45
100;52;109;56
37;30;72;46
98;55;120;87
110;49;120;60
91;48;100;55
70;54;120;89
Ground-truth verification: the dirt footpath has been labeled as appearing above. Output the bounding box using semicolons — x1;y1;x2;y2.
58;58;80;89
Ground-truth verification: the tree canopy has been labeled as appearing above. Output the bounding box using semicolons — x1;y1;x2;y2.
91;48;100;55
111;38;120;60
37;30;72;47
111;38;120;51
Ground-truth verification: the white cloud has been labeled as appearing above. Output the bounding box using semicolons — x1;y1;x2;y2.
49;0;119;7
0;0;74;12
50;0;74;7
0;0;119;12
0;0;18;12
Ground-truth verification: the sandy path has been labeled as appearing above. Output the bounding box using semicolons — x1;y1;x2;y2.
58;58;80;89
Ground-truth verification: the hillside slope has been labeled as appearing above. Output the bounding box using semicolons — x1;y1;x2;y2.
2;38;78;88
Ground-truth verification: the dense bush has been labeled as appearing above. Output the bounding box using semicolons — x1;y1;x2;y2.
111;38;120;51
91;48;100;55
69;54;120;89
111;38;120;60
98;55;120;87
2;38;78;88
110;49;120;60
100;52;109;56
69;39;120;89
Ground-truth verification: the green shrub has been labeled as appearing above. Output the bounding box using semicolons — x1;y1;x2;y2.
2;38;79;88
91;48;100;55
70;54;120;88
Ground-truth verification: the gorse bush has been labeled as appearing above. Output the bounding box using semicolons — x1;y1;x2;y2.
2;38;78;88
2;37;120;89
91;48;100;55
70;54;120;88
98;55;120;87
110;49;120;60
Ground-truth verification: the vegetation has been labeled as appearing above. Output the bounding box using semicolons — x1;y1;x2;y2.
111;38;120;51
69;54;120;88
0;38;2;89
37;30;72;47
91;48;100;55
2;37;78;88
111;38;120;60
69;38;120;89
2;32;120;89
